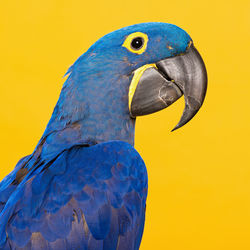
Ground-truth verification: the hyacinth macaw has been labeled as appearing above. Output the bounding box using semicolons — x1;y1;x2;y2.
0;22;207;249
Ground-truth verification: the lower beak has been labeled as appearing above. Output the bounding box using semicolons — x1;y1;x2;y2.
129;44;207;131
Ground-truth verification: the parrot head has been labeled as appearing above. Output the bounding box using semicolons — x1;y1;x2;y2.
43;22;207;151
82;22;207;129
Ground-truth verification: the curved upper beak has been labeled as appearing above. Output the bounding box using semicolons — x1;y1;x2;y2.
129;44;207;131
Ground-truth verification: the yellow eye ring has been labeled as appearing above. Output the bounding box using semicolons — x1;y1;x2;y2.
122;32;148;55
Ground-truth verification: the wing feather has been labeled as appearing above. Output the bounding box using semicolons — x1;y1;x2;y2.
0;141;148;249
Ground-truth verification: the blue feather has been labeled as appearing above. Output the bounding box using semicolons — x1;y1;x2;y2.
0;141;147;249
0;22;192;249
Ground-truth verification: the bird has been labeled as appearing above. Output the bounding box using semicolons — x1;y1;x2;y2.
0;22;207;249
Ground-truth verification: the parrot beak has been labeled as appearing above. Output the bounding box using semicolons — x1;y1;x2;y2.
129;43;207;131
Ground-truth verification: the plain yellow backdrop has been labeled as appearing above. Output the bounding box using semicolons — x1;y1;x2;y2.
0;0;250;249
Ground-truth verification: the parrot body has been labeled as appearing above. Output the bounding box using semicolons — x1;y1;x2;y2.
0;23;207;249
0;141;147;249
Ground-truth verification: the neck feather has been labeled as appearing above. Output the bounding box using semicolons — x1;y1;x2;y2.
33;57;136;159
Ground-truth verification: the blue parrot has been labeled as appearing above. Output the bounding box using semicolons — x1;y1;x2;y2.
0;22;207;249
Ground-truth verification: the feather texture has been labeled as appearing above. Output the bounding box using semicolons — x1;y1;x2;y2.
0;22;193;249
0;141;147;249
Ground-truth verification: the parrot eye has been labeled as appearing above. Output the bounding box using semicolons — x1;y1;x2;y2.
131;37;144;50
122;32;148;55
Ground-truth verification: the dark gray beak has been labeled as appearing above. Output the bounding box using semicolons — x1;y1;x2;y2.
129;44;207;131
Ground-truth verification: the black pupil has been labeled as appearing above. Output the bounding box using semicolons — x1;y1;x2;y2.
131;37;144;50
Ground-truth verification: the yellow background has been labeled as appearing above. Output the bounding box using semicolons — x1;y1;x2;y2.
0;0;250;249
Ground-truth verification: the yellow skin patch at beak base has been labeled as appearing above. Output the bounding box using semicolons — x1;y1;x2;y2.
128;63;157;112
122;32;148;55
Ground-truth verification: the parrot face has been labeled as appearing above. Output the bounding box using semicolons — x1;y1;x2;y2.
79;22;207;131
42;22;207;149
